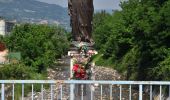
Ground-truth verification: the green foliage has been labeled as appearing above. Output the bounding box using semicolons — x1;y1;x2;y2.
0;63;32;79
117;47;140;80
93;0;170;81
0;63;49;99
0;11;70;100
93;11;113;50
152;54;170;80
4;24;69;72
0;35;4;41
0;63;47;99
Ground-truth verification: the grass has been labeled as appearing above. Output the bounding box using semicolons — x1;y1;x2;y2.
92;54;114;68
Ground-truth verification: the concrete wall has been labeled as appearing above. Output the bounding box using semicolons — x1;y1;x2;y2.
0;19;15;36
0;20;5;36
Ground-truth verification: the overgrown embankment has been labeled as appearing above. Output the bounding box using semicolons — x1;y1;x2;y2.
92;0;170;81
0;24;70;99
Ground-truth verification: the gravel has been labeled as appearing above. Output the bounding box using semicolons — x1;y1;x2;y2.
24;57;138;100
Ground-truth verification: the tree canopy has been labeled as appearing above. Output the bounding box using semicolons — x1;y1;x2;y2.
93;0;170;81
3;24;69;73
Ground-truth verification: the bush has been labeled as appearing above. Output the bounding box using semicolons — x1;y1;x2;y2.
4;24;69;72
0;63;48;99
0;63;32;79
92;0;170;81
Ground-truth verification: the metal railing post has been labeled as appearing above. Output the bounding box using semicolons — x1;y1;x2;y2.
12;83;15;100
51;84;53;100
22;83;24;100
91;84;93;100
101;85;103;100
110;85;112;100
120;85;122;100
129;85;131;100
1;83;5;100
81;84;84;100
139;85;143;100
160;85;162;100
70;84;75;100
0;80;170;100
150;85;152;100
41;84;44;100
169;85;170;97
32;84;34;100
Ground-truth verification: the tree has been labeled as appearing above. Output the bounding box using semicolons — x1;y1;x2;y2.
4;24;69;72
92;0;170;81
92;11;113;50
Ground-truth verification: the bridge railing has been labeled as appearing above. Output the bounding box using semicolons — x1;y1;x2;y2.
0;80;170;100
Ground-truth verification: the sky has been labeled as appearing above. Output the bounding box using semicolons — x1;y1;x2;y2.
36;0;121;10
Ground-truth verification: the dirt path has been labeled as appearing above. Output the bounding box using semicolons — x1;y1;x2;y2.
25;57;138;100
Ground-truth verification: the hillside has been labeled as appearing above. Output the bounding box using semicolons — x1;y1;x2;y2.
0;0;70;29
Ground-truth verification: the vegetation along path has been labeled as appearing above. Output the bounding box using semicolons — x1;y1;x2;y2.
24;56;142;100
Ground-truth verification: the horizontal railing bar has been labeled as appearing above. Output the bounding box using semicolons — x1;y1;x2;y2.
0;80;170;85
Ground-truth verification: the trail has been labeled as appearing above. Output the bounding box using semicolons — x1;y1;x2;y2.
25;57;141;100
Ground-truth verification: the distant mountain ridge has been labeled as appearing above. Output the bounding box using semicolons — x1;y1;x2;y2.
95;9;117;14
0;0;70;29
